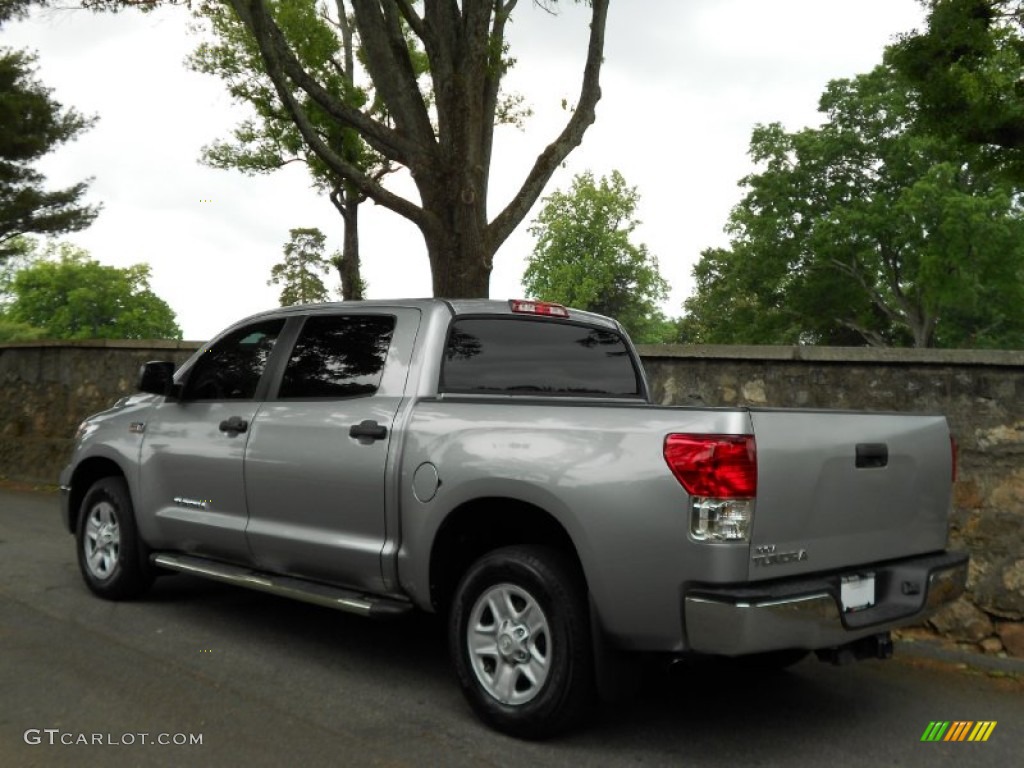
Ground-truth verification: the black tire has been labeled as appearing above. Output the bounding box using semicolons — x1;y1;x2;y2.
76;476;154;600
449;546;594;739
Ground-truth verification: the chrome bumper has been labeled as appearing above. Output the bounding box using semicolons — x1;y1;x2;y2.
684;551;968;656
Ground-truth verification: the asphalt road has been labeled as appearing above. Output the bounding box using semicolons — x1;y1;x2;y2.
0;488;1020;767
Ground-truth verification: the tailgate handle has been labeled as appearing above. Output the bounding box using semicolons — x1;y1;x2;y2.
856;443;888;469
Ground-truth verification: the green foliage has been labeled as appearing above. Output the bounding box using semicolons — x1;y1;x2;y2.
683;65;1024;349
269;227;332;306
523;170;672;343
0;1;42;24
0;314;46;341
188;0;411;300
0;234;37;298
0;46;100;260
4;240;182;339
189;0;367;188
887;0;1024;179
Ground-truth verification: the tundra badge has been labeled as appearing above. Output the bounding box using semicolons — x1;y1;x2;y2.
752;543;809;567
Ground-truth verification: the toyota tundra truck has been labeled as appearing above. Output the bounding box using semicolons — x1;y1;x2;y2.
59;298;967;738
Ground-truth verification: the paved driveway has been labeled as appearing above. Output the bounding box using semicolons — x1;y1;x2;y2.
0;489;1020;767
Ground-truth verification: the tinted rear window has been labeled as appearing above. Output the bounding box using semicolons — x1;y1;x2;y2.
278;314;395;399
441;318;641;397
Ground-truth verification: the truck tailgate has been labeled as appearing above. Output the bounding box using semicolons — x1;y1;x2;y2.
748;409;953;581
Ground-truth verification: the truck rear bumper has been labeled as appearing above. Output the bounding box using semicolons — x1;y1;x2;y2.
683;551;968;656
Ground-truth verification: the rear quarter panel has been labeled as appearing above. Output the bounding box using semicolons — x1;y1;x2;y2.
396;399;753;651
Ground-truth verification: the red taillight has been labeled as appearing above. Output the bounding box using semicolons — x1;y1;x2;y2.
664;434;757;497
509;299;570;318
950;434;958;483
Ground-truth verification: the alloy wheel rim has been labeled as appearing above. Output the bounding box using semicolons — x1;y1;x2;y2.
467;583;551;705
84;500;120;579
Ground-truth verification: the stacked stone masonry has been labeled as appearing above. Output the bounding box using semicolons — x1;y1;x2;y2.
1;340;1021;656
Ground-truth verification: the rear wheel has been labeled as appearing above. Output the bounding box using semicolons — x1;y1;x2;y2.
449;546;594;739
76;476;154;600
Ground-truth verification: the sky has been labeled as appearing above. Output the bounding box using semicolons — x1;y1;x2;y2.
2;0;927;341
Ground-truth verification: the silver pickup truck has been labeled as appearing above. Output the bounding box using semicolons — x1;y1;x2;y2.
59;298;967;738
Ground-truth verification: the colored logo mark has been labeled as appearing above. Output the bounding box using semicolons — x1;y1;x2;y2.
921;721;997;742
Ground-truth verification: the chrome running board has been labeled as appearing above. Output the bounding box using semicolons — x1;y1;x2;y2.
152;553;413;618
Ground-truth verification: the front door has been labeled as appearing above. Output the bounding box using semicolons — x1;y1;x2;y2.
137;318;286;562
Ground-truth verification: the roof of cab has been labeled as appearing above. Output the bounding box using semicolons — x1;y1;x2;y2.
229;298;619;331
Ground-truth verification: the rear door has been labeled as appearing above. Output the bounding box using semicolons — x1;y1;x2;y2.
243;309;419;592
748;409;954;580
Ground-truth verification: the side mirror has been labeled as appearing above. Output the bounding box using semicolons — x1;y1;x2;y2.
137;361;176;396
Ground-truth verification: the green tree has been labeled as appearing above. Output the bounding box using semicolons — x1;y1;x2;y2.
5;241;182;339
0;233;37;297
188;0;390;300
887;0;1024;178
87;0;610;299
683;65;1024;349
523;170;673;343
0;235;46;339
0;15;100;261
0;1;40;23
269;227;332;305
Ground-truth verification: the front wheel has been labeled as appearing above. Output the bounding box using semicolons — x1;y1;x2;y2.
76;476;154;600
449;546;594;739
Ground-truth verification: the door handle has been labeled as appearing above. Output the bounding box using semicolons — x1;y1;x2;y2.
219;416;249;434
349;420;388;441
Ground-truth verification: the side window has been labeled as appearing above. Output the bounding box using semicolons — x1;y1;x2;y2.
277;314;396;399
182;319;285;400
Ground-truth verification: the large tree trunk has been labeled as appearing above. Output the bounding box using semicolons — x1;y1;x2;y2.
330;185;364;301
230;0;609;301
339;197;363;300
424;227;493;298
419;164;493;298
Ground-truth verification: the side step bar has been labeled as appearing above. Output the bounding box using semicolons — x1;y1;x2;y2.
152;553;413;618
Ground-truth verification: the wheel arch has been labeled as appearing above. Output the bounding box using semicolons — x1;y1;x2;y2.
428;496;586;615
66;457;128;534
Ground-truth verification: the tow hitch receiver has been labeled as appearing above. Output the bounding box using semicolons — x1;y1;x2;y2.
816;632;894;665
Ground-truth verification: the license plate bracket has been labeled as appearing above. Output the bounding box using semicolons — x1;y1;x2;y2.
841;573;875;612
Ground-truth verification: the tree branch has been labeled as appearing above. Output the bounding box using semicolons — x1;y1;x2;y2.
328;185;352;225
350;0;436;151
480;0;517;183
236;0;430;228
228;0;418;165
487;0;609;252
838;318;889;347
392;0;425;40
828;255;905;327
335;0;354;79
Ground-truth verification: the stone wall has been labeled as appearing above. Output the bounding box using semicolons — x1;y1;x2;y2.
1;340;1021;655
0;340;200;486
638;343;1024;657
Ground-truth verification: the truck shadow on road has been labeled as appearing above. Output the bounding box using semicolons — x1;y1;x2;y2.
141;572;899;755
